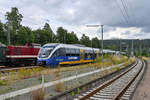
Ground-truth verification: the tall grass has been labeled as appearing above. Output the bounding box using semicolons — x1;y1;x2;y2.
3;55;133;83
31;87;45;100
54;64;64;92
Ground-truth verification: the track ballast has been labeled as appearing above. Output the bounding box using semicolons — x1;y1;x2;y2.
75;59;145;100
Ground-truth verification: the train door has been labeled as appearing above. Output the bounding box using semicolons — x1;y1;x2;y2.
80;49;84;61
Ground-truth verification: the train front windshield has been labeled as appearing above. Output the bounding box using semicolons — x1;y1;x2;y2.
38;46;54;58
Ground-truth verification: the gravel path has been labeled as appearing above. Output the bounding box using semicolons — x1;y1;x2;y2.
132;60;150;100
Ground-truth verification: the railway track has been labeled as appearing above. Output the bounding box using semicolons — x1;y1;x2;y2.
75;59;145;100
48;59;145;100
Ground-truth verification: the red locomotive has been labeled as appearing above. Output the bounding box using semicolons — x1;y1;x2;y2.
0;43;41;66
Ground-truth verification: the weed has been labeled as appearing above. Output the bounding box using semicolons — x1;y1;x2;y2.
38;76;47;83
54;82;64;92
49;94;53;96
0;80;7;86
54;64;64;92
31;87;45;100
65;85;68;90
76;88;80;94
71;91;75;96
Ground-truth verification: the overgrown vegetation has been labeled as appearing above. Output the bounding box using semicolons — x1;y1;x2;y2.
31;87;45;100
95;55;129;68
0;55;135;87
54;65;64;92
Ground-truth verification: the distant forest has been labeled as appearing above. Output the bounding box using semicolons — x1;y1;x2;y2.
0;7;150;56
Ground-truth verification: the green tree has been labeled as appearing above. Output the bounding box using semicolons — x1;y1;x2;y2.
92;37;100;48
10;26;34;45
80;34;91;47
15;27;28;44
43;23;55;42
25;27;34;43
5;7;23;44
56;27;67;43
0;21;7;44
33;29;51;45
66;32;79;44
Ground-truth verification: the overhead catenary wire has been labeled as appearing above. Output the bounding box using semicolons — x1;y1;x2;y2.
124;0;139;26
121;0;135;26
115;0;130;26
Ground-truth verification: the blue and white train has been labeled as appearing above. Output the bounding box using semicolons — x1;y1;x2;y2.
37;43;121;67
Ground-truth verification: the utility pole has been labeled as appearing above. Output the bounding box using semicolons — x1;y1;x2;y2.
64;32;66;44
120;38;121;54
140;39;142;56
127;45;129;56
131;39;134;57
101;25;104;68
91;38;92;48
86;24;104;68
8;21;11;45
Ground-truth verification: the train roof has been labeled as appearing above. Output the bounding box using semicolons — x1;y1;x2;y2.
42;43;124;54
43;43;100;51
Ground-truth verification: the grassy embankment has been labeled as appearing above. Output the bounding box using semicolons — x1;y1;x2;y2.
0;55;134;87
0;55;135;100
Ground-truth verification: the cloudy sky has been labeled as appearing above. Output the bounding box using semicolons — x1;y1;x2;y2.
0;0;149;39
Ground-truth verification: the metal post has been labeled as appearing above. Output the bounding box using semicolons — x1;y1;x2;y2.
64;32;66;44
51;34;53;43
131;39;134;57
127;45;129;56
8;21;11;45
41;74;44;85
101;25;104;68
120;38;121;54
91;39;92;48
140;39;142;56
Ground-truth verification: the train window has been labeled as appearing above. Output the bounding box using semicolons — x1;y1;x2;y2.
75;49;80;54
56;49;60;56
75;49;80;56
52;49;60;57
52;52;57;57
70;49;75;54
59;48;66;56
66;48;71;56
65;48;80;56
66;48;71;54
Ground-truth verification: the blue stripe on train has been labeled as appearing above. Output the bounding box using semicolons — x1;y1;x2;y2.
37;56;80;67
37;56;94;67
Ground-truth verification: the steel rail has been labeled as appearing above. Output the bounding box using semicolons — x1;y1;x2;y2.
114;59;144;100
79;59;141;100
47;60;136;100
